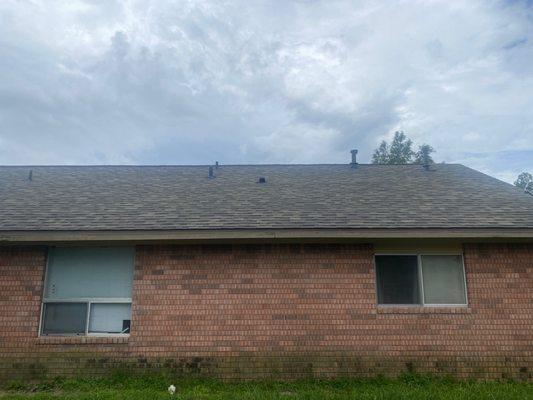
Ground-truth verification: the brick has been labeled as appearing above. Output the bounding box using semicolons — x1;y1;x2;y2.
0;243;531;381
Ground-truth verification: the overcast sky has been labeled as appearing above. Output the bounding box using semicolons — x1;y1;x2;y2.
0;0;532;182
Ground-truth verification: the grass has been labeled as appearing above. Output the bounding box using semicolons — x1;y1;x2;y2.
0;373;531;400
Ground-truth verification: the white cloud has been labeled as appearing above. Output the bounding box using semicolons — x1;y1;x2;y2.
0;0;531;181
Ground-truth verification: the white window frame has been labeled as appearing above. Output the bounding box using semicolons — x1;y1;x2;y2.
374;253;468;307
39;248;133;337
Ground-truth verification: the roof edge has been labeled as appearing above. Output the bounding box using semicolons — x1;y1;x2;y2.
1;228;533;244
0;163;464;167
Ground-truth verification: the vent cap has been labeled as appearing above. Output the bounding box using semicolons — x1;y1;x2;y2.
350;149;358;168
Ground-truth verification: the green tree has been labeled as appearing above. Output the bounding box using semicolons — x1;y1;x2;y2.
371;141;390;164
372;131;425;164
414;144;435;165
514;172;533;191
388;131;414;163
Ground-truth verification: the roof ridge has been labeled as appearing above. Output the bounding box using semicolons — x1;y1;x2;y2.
0;163;462;168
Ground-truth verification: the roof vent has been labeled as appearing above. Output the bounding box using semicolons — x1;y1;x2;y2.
208;166;214;179
350;149;358;168
258;177;266;184
28;169;33;181
215;161;219;169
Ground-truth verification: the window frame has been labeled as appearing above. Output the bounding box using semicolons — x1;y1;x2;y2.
38;247;133;338
374;253;468;307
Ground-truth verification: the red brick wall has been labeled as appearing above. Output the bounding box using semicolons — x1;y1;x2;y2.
0;243;531;382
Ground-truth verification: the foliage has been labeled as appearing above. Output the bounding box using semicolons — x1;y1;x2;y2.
388;131;414;164
372;141;390;164
414;144;435;165
514;172;532;191
1;374;531;400
372;131;435;165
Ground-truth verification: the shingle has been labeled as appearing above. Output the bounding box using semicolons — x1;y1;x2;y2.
0;164;532;231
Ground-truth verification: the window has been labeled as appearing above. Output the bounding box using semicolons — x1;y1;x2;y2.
41;247;134;336
376;255;420;304
375;254;467;306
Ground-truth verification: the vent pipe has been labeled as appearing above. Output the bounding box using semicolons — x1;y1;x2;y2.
28;170;33;181
208;166;214;179
350;149;358;168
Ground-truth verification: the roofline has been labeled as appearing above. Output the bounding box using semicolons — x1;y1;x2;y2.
1;228;532;244
0;163;464;168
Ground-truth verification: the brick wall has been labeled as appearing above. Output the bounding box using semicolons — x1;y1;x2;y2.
0;243;531;382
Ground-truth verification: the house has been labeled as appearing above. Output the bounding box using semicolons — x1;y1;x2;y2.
0;157;532;381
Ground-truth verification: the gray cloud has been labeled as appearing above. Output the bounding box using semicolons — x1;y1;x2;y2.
0;0;532;181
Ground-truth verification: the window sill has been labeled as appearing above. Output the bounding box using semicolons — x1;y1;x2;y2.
377;305;471;314
37;335;129;345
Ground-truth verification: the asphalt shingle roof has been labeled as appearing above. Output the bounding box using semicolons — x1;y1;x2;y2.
0;164;532;231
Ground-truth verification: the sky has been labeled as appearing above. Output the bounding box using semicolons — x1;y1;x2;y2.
0;0;532;183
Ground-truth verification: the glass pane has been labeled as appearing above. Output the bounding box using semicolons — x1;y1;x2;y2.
421;255;467;304
89;303;131;334
42;303;87;335
44;247;134;299
376;255;420;304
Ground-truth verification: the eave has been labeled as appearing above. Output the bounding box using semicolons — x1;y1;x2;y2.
1;228;533;245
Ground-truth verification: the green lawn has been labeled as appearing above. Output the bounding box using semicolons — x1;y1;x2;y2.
1;374;531;400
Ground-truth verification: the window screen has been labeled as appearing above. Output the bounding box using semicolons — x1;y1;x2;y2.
421;255;466;304
375;255;420;304
41;247;134;336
